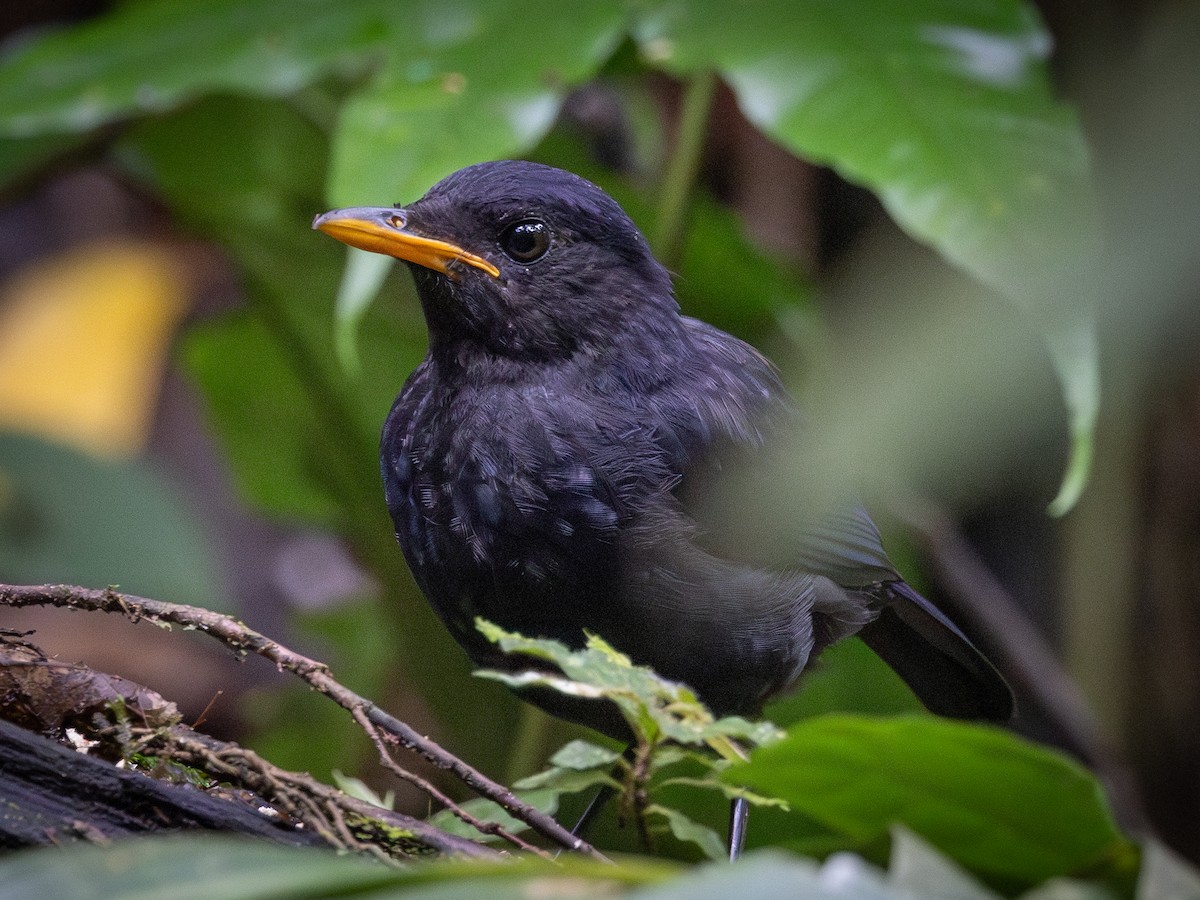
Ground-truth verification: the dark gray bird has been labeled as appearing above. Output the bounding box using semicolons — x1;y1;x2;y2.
314;160;1012;840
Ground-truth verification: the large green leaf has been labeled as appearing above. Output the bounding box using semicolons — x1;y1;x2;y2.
0;0;391;138
725;715;1132;885
637;0;1098;511
638;0;1093;297
328;0;627;205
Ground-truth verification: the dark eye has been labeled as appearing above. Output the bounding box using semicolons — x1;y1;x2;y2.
499;219;550;263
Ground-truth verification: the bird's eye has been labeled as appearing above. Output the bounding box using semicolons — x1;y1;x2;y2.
499;219;550;264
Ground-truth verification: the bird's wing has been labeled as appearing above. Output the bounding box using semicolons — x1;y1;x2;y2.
663;318;898;585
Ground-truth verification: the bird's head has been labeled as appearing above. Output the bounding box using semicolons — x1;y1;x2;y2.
313;161;677;363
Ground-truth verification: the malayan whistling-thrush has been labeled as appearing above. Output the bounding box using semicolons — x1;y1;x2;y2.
314;160;1013;850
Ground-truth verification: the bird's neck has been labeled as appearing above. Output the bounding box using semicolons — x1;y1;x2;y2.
425;312;691;394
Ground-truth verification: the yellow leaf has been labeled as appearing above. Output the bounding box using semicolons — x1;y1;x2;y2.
0;241;189;457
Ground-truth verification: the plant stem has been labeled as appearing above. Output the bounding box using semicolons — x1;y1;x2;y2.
654;70;717;268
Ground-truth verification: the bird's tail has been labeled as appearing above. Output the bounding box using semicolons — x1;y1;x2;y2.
858;581;1014;721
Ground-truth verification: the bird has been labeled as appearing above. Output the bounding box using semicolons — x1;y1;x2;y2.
313;160;1013;853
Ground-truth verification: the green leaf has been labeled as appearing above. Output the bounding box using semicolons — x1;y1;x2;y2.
332;770;394;810
725;714;1131;885
627;850;893;899
639;0;1094;298
1043;321;1098;516
1019;879;1120;900
476;621;782;752
426;788;560;840
0;0;390;138
0;834;395;900
657;777;787;811
512;766;620;795
646;805;726;862
327;0;627;205
0;133;86;190
0;834;680;899
550;739;622;771
636;0;1099;510
333;250;393;375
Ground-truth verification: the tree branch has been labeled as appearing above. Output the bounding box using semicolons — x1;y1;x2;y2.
0;582;608;861
0;635;492;858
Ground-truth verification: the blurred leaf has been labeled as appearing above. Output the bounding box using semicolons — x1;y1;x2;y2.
646;805;725;862
118;94;406;524
630;850;893;899
1044;321;1098;516
333;770;395;810
1020;879;1120;900
512;765;618;795
0;834;680;899
1136;839;1200;900
0;242;189;458
327;0;627;206
0;0;388;138
0;433;226;610
182;313;342;522
334;250;393;375
0;835;394;900
0;133;86;189
726;714;1131;885
673;192;812;335
888;826;1000;900
6;823;1134;898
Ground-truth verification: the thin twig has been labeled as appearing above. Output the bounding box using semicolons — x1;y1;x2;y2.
351;706;550;858
0;582;608;861
164;728;475;861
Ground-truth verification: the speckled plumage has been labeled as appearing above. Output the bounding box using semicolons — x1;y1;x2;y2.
329;161;1011;737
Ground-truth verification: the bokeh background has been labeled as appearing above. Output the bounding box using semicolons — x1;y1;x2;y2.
0;0;1197;868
